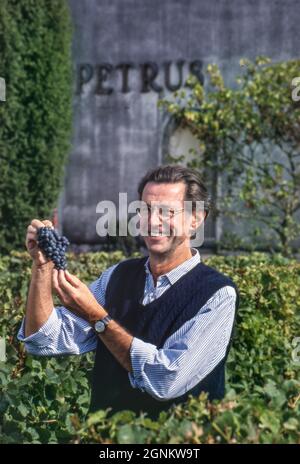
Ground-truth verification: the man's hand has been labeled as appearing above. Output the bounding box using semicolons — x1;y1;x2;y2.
25;219;54;268
53;269;134;373
52;270;105;322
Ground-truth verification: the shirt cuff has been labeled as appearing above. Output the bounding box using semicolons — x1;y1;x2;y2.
17;308;60;348
128;336;157;390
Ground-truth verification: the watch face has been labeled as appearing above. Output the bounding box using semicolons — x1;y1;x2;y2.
95;320;105;333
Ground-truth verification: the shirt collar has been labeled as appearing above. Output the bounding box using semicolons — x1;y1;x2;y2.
144;248;201;285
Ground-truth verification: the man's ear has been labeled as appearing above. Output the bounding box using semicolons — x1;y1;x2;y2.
191;209;205;230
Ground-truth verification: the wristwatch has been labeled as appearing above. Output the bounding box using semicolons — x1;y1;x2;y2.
94;315;112;334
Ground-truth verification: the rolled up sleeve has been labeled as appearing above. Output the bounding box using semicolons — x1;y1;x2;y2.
17;263;119;356
17;306;97;356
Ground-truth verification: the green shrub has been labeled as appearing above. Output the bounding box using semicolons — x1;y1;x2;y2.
0;0;72;253
160;57;300;254
0;251;299;443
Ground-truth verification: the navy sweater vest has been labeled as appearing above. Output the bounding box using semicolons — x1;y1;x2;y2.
90;257;239;419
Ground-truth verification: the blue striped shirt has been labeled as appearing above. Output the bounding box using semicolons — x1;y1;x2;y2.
18;249;236;401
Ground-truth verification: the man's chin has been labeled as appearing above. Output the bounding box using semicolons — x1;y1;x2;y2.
144;235;170;251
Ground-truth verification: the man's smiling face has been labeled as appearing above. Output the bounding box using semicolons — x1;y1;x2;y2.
140;181;193;256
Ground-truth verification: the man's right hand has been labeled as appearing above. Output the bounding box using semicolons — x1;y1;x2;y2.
25;219;54;267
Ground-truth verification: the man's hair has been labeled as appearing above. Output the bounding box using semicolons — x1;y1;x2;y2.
137;164;211;219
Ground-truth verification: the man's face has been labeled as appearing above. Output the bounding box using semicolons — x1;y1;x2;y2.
140;181;193;256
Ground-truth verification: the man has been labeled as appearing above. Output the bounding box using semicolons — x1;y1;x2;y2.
18;165;239;420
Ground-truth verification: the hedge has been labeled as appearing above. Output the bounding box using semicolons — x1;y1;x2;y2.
0;251;299;443
0;0;72;253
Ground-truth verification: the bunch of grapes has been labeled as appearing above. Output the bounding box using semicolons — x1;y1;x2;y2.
37;227;70;270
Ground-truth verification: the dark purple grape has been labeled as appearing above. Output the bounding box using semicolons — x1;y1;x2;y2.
37;227;70;270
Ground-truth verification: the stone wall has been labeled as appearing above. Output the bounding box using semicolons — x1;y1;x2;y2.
62;0;300;246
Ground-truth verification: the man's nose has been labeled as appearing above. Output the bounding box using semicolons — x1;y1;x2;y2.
149;209;162;232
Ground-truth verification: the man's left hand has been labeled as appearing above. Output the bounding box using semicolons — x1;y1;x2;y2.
52;270;105;322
